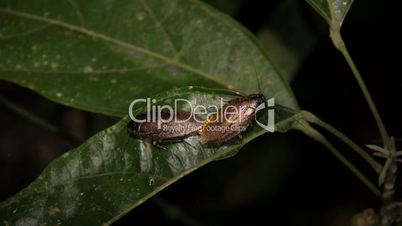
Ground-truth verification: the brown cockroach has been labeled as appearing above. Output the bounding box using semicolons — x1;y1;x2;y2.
127;109;203;146
198;93;267;146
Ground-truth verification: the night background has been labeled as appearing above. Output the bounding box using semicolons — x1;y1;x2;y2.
0;0;398;225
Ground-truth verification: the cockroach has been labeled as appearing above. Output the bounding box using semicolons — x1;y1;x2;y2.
199;93;267;146
199;62;272;146
127;109;203;146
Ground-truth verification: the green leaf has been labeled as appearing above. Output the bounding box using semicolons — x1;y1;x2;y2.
305;0;354;27
0;0;298;117
0;1;303;224
0;88;300;225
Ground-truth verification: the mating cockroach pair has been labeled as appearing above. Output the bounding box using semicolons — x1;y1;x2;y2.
127;93;267;148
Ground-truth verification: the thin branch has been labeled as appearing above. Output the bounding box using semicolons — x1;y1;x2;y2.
329;23;389;146
294;119;380;197
0;94;81;144
302;111;382;174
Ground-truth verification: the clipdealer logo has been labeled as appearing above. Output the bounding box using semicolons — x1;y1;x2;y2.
128;97;275;132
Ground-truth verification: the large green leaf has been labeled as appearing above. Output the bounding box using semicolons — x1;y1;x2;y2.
0;0;303;224
0;0;298;117
0;88;300;225
306;0;354;26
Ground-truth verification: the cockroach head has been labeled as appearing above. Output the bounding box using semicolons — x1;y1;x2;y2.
248;93;266;106
127;120;140;134
127;113;147;134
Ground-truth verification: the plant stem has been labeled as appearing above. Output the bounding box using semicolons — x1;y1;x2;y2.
0;95;81;144
295;120;381;197
302;111;382;174
330;26;389;146
384;138;397;202
340;47;389;145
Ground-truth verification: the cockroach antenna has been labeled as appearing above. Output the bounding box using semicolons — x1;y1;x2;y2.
251;61;262;94
251;61;268;107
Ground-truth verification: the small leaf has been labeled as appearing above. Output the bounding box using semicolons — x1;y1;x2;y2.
379;159;392;185
306;0;354;27
366;144;388;155
0;88;300;225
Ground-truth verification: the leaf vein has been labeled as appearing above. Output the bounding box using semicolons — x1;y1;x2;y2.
0;8;229;89
138;0;179;55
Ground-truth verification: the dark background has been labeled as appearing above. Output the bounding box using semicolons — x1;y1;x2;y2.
0;0;397;225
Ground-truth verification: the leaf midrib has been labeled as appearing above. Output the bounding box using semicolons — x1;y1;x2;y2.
0;8;230;89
